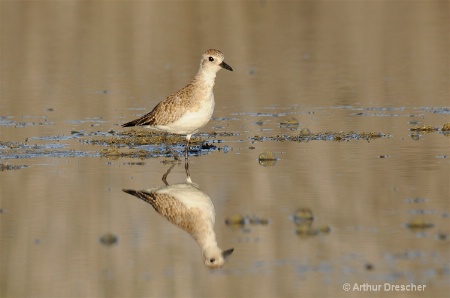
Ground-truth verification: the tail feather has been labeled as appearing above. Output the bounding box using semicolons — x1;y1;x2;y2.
123;189;149;199
122;188;139;196
122;119;140;128
122;189;156;206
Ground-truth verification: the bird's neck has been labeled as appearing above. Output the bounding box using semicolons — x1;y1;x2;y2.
192;224;218;249
193;68;217;90
197;234;219;252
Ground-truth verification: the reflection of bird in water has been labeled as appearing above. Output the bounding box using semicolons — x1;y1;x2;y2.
123;164;234;269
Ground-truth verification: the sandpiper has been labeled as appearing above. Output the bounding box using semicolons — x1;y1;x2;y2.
122;49;233;160
123;165;234;269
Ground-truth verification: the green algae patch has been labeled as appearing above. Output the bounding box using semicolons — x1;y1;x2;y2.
280;117;300;130
441;123;450;132
291;208;331;238
88;129;239;147
225;214;270;231
0;163;29;171
100;148;163;159
410;125;438;132
89;130;203;147
405;218;435;231
258;151;278;167
410;123;450;133
89;130;226;159
252;131;389;142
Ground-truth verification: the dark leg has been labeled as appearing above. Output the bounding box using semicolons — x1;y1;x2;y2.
184;160;190;178
184;138;190;160
162;134;180;161
162;163;176;186
185;134;193;160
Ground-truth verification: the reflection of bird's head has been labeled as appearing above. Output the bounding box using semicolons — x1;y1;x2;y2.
203;247;234;269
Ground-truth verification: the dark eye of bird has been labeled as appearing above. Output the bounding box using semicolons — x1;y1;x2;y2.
209;57;214;62
210;258;215;263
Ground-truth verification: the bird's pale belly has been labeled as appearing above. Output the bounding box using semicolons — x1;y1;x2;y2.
150;99;215;135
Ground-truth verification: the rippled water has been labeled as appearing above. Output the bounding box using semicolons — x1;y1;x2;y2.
1;1;449;298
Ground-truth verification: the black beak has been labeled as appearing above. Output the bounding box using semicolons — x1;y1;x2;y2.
222;248;234;259
220;61;233;71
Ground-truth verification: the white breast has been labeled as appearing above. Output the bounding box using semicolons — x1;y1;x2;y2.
154;95;215;135
152;182;215;222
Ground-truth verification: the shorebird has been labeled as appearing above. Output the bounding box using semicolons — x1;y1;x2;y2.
123;164;234;269
122;49;233;160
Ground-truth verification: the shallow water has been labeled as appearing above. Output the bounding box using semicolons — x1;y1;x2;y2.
1;1;449;298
